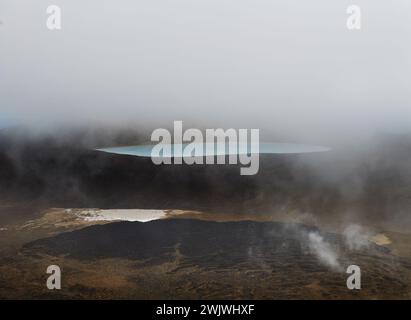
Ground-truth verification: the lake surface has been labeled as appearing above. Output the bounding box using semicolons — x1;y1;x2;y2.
97;142;331;157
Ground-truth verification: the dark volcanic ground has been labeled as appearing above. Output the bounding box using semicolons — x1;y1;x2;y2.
25;219;385;266
5;219;410;299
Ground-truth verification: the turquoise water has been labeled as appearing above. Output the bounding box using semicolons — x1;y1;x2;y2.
97;143;331;157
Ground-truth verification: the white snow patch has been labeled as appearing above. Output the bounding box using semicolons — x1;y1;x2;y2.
74;209;168;222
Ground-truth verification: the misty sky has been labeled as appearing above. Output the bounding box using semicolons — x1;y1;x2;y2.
1;0;410;143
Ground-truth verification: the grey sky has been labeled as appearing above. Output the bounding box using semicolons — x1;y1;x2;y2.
1;0;410;143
